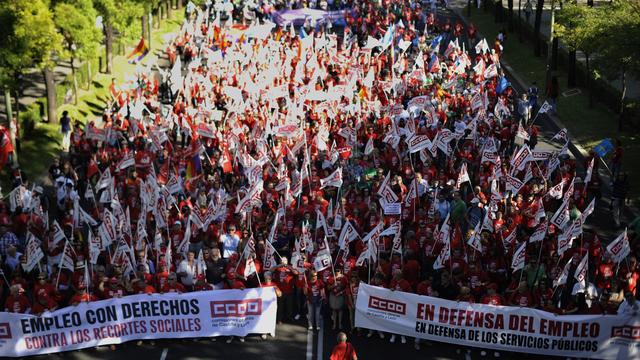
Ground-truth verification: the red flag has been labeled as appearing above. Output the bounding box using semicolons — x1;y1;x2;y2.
221;141;233;173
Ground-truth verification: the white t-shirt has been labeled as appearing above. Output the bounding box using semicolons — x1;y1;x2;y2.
220;233;240;258
177;260;197;286
618;299;640;316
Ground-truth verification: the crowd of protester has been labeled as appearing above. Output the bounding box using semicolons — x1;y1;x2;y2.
1;0;638;352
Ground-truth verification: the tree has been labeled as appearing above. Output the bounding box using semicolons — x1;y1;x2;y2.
0;0;62;125
54;0;102;104
533;0;544;56
556;3;599;105
94;0;143;74
592;0;640;130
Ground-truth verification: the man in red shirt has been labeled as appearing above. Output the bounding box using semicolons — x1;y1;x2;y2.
69;285;97;305
162;273;186;293
481;283;505;306
509;281;535;307
32;292;58;315
329;332;358;360
273;257;297;323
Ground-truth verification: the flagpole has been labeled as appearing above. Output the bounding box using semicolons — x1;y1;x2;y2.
55;241;67;290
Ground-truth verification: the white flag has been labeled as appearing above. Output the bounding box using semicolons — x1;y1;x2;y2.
547;179;566;199
538;101;553;114
553;258;573;287
511;241;527;273
584;158;595;185
320;168;343;189
456;163;470;189
364;137;374;155
467;221;482;253
313;252;333;272
529;221;547;243
433;239;450;270
551;128;569;143
263;240;278;270
338;220;360;250
606;229;630;264
24;233;44;272
574;254;588;284
59;240;75;272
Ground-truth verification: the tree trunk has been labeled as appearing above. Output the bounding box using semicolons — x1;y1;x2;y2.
534;0;544;56
13;89;19;126
586;53;593;107
618;70;626;131
4;87;13;126
508;0;514;30
44;66;57;123
166;0;172;19
142;13;149;40
551;37;558;70
176;0;182;11
11;89;19;161
105;21;114;74
86;60;92;90
158;5;163;26
567;50;576;87
71;57;79;105
587;0;593;6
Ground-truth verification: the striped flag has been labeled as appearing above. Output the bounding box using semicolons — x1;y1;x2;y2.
126;37;149;64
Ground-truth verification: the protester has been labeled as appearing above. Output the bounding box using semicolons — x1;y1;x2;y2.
330;332;358;360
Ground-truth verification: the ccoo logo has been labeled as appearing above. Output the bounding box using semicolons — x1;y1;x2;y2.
611;326;640;340
0;323;12;339
368;296;406;315
210;299;262;318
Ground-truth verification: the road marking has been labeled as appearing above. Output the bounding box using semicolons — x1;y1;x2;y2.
317;318;324;360
306;327;313;360
160;348;168;360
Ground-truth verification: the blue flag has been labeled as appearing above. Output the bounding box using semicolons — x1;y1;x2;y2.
299;27;308;39
430;34;444;50
497;76;511;95
593;138;614;157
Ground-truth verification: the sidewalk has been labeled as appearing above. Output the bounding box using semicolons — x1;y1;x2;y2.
447;0;639;234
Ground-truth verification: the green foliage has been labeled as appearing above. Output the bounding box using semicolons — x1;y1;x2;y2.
54;0;102;62
94;0;144;38
555;3;599;56
558;0;640;81
0;0;62;89
592;0;640;81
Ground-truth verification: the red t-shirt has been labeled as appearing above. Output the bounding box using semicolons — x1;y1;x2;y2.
274;266;296;294
5;295;30;313
162;282;186;294
330;342;357;360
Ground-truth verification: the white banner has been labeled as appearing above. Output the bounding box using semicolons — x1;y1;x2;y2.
0;288;277;357
355;284;639;359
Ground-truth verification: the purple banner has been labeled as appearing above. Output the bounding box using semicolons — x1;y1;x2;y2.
271;8;352;26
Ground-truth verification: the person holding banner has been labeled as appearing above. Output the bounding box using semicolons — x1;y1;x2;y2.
618;291;640;316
